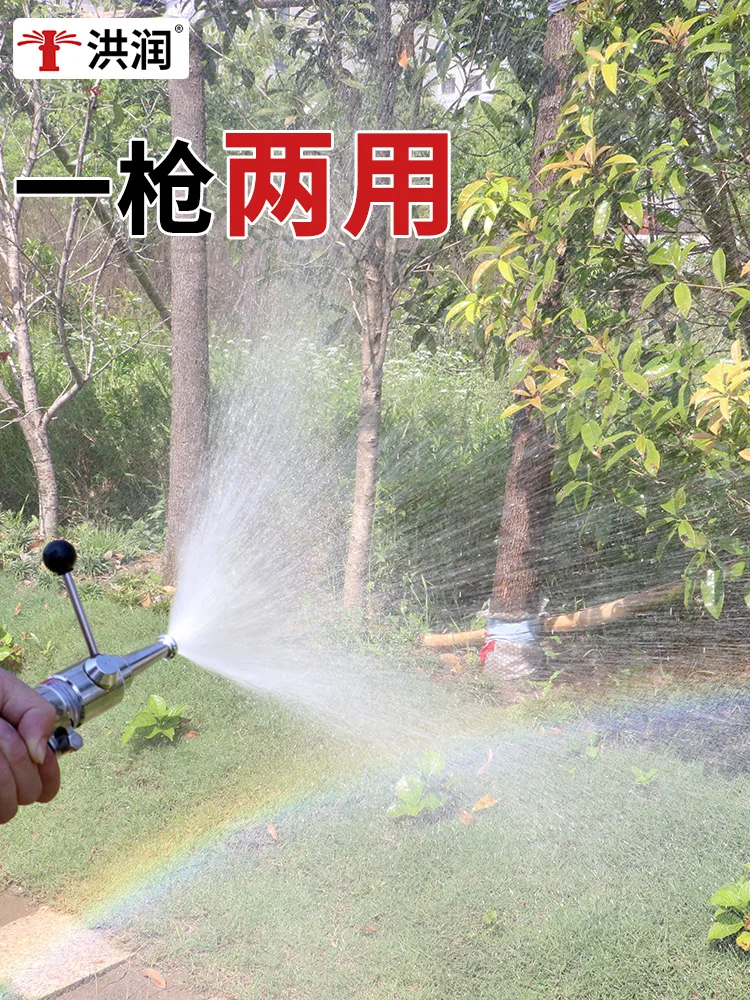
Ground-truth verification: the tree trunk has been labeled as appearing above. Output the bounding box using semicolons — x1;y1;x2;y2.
490;407;553;618
342;241;392;610
21;418;58;539
341;0;397;613
163;29;210;584
484;10;574;677
0;180;61;539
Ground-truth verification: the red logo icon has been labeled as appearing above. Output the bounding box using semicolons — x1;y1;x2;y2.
17;30;81;73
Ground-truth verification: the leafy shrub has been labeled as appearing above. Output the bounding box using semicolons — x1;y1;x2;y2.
121;695;191;746
69;519;155;576
387;750;457;819
110;572;171;609
0;508;39;569
707;867;750;950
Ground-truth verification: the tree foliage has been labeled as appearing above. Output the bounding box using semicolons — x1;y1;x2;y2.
452;0;750;614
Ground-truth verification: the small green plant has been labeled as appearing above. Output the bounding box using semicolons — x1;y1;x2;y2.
585;733;601;759
531;669;561;699
632;766;658;787
387;750;457;819
707;866;750;950
482;908;501;932
0;627;24;670
121;695;190;746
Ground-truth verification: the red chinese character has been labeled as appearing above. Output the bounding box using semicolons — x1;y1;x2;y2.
224;131;333;239
343;131;450;239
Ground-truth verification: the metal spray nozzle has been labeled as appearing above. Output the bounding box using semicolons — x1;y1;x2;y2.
35;540;178;756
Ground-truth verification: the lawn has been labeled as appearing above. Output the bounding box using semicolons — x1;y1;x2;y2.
0;571;352;908
3;570;750;1000
101;725;750;1000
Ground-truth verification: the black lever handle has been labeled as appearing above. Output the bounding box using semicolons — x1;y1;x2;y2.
41;539;99;657
42;539;77;576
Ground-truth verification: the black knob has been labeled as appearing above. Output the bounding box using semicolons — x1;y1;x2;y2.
42;539;77;576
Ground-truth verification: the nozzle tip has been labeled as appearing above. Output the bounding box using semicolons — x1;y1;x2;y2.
158;633;178;659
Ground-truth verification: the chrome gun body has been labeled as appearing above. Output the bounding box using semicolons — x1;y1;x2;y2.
34;540;178;755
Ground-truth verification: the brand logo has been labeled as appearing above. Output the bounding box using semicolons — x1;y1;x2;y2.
13;18;189;80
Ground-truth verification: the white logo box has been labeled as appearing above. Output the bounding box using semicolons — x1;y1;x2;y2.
13;18;189;79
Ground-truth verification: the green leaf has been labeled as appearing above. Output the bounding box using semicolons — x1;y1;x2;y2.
735;930;750;950
708;916;744;940
710;885;743;908
148;695;168;717
581;420;602;453
641;282;669;311
121;727;135;746
669;168;686;196
570;306;587;331
701;568;725;619
543;255;556;288
395;774;425;808
386;800;415;818
129;711;157;728
601;62;618;93
661;488;686;515
417;750;446;777
619;194;643;229
568;445;584;473
678;521;696;547
593;200;611;237
604;441;636;470
644;439;660;476
712;248;726;286
556;480;589;503
622;371;648;395
461;202;482;232
674;282;692;317
498;258;514;283
510;199;532;219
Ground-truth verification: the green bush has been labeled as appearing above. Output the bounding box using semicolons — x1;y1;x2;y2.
121;695;191;746
707;867;750;951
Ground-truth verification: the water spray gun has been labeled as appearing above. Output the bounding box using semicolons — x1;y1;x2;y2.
34;540;178;756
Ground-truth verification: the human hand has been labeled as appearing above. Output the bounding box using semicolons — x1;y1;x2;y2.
0;669;61;824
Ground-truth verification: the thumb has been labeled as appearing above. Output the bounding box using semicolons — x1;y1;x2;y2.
0;669;57;765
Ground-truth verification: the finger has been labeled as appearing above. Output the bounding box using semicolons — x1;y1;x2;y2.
0;718;42;806
36;746;61;804
0;754;18;824
0;671;57;766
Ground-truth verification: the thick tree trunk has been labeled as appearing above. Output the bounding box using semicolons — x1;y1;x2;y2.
485;10;574;676
342;244;392;610
490;407;553;618
163;30;210;584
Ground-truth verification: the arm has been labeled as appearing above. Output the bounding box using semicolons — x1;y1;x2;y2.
0;668;61;824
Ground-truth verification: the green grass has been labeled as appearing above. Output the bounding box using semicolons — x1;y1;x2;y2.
4;571;750;999
0;571;352;906
103;730;750;1000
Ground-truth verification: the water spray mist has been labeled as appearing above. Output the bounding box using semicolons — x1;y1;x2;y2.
34;539;178;756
